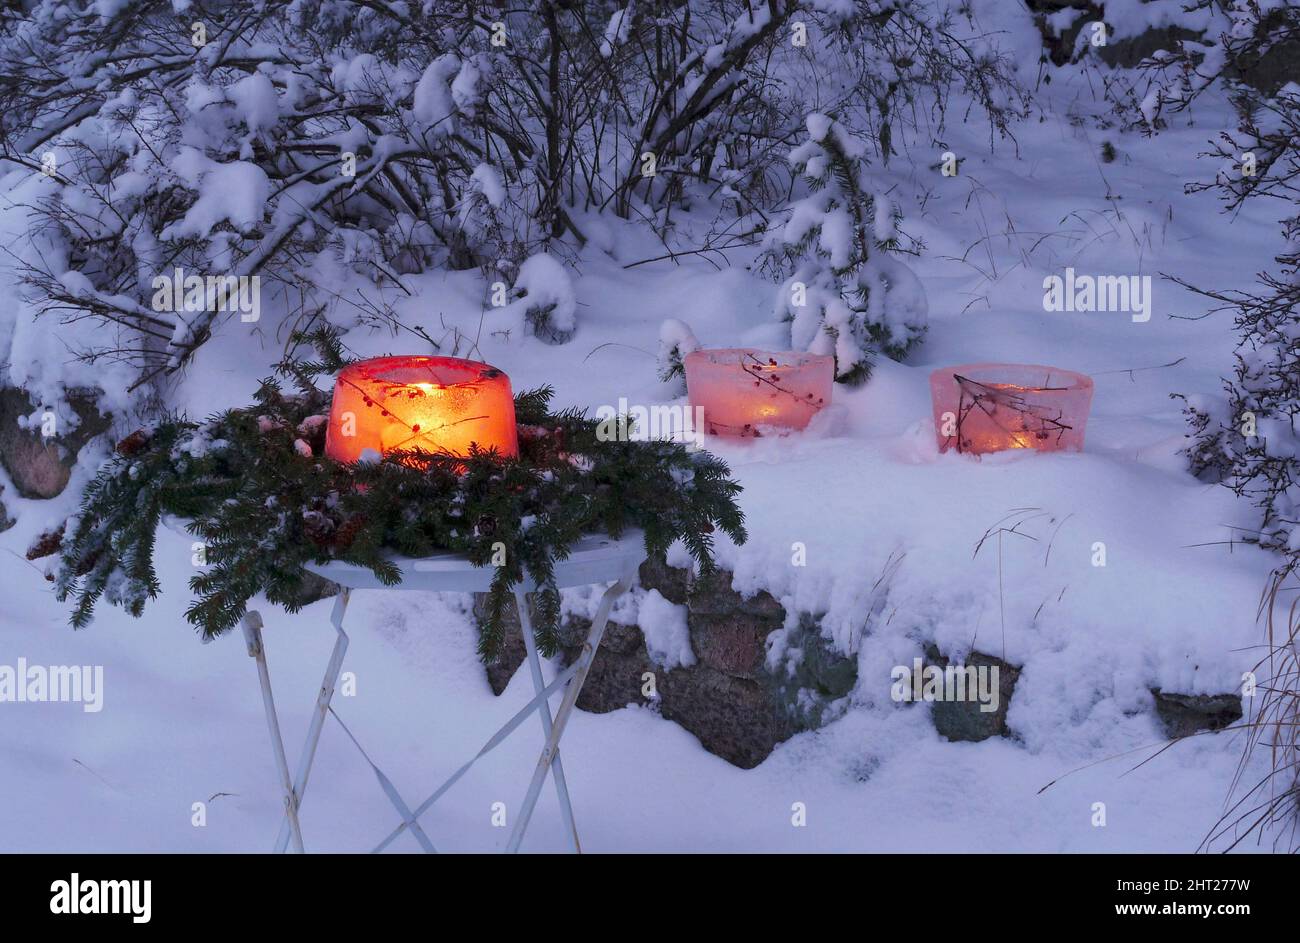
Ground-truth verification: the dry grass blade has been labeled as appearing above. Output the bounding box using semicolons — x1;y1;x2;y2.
1203;565;1300;852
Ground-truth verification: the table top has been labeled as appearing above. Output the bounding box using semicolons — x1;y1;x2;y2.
303;529;647;593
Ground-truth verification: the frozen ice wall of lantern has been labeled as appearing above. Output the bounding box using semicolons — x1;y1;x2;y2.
324;355;519;463
684;349;834;438
930;363;1094;455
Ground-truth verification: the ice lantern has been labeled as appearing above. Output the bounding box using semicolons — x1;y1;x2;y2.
324;355;519;463
685;348;833;437
930;363;1093;455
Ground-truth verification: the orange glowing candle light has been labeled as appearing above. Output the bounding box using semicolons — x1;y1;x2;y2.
685;348;833;437
324;355;519;463
930;363;1093;455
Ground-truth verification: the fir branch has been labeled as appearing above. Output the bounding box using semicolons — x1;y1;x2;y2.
54;362;746;657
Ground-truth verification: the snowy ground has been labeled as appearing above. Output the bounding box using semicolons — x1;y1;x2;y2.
0;68;1285;852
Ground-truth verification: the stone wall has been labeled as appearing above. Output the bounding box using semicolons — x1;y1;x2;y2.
1024;0;1300;96
476;563;1246;767
478;559;857;768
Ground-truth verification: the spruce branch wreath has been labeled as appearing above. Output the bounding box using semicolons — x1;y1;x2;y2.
42;332;747;661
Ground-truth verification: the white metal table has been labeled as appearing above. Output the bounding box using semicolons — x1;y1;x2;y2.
240;530;645;854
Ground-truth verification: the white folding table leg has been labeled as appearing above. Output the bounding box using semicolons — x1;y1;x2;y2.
273;589;351;853
328;707;439;853
506;575;632;853
513;587;581;853
371;658;582;853
242;611;305;854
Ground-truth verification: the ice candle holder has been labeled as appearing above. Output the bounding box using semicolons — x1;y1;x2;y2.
929;362;1093;455
685;348;834;438
324;355;519;463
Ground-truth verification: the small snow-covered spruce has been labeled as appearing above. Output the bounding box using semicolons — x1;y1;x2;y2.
657;318;699;391
43;332;746;660
496;252;578;344
765;113;927;385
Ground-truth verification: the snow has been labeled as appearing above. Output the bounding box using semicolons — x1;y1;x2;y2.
337;54;384;101
161;153;270;241
872;192;895;242
227;72;281;138
1044;8;1084;38
657;317;700;387
862;253;928;344
92;0;131;18
496;252;578;337
411;54;461;134
636;590;695;671
0;0;1289;854
0;172;137;422
0;516;1267;851
1140;88;1162;130
1102;0;1220;42
805;112;833;142
468;163;505;209
450;59;481;116
599;7;632;59
658;318;699;355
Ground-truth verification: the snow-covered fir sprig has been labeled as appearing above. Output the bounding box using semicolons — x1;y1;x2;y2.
657;318;700;392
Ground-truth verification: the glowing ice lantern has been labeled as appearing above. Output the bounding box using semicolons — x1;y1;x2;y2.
930;363;1093;455
685;348;833;437
324;355;519;463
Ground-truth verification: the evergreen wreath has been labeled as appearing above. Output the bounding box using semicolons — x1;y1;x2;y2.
46;331;747;660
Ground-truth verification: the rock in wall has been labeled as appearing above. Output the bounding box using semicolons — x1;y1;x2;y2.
0;387;111;499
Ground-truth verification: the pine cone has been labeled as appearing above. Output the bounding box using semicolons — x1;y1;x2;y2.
296;415;328;454
115;429;151;456
331;513;368;551
302;509;335;548
26;524;65;560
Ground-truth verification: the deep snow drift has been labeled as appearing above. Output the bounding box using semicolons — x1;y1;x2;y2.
0;40;1285;850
